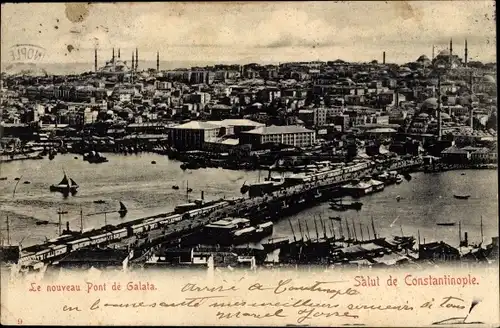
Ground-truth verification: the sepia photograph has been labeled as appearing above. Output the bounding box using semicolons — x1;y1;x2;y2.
0;1;498;326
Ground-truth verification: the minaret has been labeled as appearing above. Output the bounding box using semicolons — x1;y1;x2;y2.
118;48;121;59
464;39;468;67
135;48;138;71
157;51;160;72
449;38;453;67
94;48;98;72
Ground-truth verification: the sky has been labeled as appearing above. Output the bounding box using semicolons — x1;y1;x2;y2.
1;2;497;66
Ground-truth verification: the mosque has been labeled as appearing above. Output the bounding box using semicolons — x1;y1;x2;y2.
94;48;160;79
416;39;468;69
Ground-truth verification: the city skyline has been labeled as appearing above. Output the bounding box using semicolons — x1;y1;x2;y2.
1;1;497;66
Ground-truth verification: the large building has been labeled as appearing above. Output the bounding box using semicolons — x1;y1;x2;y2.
239;125;315;148
168;119;264;150
168;121;220;150
297;108;328;127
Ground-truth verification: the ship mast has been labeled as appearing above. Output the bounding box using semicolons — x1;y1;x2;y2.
320;218;327;239
58;211;62;235
459;221;462;246
480;216;484;245
80;206;84;232
371;216;377;239
313;217;319;241
6;215;10;245
359;223;364;241
288;218;297;242
345;219;351;241
297;219;304;241
304;220;311;241
351;218;357;241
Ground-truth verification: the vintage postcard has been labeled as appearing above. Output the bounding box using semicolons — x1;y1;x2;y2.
1;1;498;326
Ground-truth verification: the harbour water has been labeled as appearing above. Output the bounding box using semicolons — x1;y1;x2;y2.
0;153;498;248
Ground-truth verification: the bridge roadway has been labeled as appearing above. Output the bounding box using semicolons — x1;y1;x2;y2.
111;158;423;260
19;158;421;266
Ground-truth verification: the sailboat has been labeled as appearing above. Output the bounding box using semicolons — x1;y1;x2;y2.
49;170;79;195
118;201;128;217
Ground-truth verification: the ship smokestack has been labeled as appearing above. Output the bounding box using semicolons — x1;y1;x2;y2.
66;221;70;232
112;48;115;60
383;51;386;64
464;232;468;247
118;48;121;59
201;190;204;200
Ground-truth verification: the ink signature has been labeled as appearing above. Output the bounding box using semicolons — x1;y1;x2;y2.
432;298;484;325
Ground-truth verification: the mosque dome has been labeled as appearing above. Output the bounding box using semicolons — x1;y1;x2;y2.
417;55;431;64
483;75;496;84
421;97;438;111
440;112;451;120
438;49;451;56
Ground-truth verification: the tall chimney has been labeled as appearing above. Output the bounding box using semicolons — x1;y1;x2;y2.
94;48;98;72
464;39;468;67
118;48;121;58
383;51;386;64
135;48;138;71
157;51;160;72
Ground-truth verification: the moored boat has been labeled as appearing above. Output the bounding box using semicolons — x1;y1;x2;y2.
330;199;363;211
261;237;290;252
341;179;373;197
454;194;471;200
